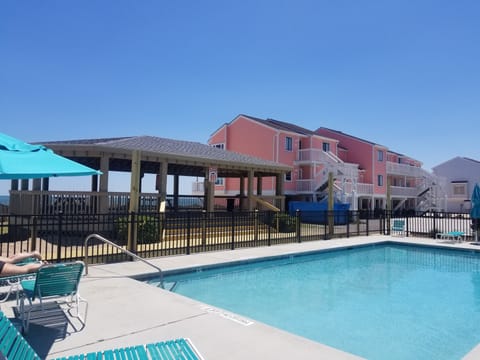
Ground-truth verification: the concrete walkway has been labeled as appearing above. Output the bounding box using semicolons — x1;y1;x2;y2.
3;235;480;359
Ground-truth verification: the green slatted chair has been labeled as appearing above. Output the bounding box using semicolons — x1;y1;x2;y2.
19;261;87;333
391;219;406;237
0;311;203;360
0;311;40;359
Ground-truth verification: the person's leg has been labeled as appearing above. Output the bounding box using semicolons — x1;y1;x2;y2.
0;262;42;277
6;251;42;264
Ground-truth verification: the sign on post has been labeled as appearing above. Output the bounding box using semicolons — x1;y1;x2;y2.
209;167;217;183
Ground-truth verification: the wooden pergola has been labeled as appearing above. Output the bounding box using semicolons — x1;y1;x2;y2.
12;136;291;212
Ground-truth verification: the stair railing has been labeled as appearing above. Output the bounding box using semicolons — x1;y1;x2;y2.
83;233;164;288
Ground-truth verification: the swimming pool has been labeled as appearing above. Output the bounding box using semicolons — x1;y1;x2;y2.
146;243;480;359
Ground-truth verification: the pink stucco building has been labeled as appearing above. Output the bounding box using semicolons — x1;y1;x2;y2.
208;114;446;213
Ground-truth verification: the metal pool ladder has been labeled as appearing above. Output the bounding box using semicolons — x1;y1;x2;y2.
83;233;164;288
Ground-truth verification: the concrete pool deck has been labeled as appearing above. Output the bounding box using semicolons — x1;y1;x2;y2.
3;234;480;359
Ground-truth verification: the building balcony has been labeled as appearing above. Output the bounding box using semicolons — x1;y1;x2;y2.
295;149;359;179
390;186;419;197
386;161;425;177
296;179;373;196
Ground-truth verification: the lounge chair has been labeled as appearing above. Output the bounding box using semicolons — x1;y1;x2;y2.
19;261;87;333
391;219;406;237
436;231;465;243
0;310;204;360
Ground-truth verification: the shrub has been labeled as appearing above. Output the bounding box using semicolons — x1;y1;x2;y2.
273;212;296;233
114;215;161;244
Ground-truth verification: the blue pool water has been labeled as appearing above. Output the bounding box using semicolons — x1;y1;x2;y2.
147;244;480;359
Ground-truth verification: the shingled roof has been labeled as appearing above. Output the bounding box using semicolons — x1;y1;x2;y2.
41;136;291;178
240;114;316;135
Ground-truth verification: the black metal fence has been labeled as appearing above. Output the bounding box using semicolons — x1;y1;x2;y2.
0;210;476;264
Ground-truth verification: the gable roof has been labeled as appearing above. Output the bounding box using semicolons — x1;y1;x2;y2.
40;136;291;178
433;156;480;170
316;127;385;147
239;114;316;136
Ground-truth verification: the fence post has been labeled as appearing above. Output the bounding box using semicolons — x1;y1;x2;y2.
296;209;301;243
254;209;259;243
186;212;191;255
346;211;350;238
324;211;328;240
56;211;63;262
356;211;361;236
158;211;164;243
201;210;207;250
128;211;137;259
231;210;235;250
267;211;271;246
366;212;369;236
30;216;38;252
406;216;409;237
385;210;390;235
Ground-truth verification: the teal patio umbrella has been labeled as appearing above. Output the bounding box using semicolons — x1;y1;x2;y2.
471;183;480;244
0;132;100;179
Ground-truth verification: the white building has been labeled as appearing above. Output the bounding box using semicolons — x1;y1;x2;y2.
432;157;480;212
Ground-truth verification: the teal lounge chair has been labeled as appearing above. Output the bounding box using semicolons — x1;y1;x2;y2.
19;261;87;334
0;310;204;360
391;219;406;237
436;231;465;243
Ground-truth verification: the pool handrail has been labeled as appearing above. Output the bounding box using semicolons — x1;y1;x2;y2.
83;233;164;288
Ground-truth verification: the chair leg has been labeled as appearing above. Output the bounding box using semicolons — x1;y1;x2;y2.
19;295;32;334
66;293;88;330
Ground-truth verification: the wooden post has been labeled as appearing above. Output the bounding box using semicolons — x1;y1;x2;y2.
99;155;110;213
156;161;168;210
276;174;285;211
204;167;214;212
248;170;254;211
128;150;141;252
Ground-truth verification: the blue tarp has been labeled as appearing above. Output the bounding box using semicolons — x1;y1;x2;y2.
288;201;350;224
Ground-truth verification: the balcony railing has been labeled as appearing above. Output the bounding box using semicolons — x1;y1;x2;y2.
7;190;286;216
390;186;419;197
296;180;374;196
386;161;427;177
343;182;374;196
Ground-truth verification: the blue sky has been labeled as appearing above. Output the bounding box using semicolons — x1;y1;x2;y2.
1;0;479;195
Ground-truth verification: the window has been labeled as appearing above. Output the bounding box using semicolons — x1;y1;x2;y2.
378;175;383;186
452;183;467;197
212;143;224;149
285;137;293;151
215;178;224;186
322;142;330;152
285;171;292;182
377;150;384;161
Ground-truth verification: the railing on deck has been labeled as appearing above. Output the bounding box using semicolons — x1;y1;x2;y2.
9;190;206;215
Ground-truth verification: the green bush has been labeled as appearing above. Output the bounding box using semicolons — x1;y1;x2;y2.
273;212;296;233
114;215;161;244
